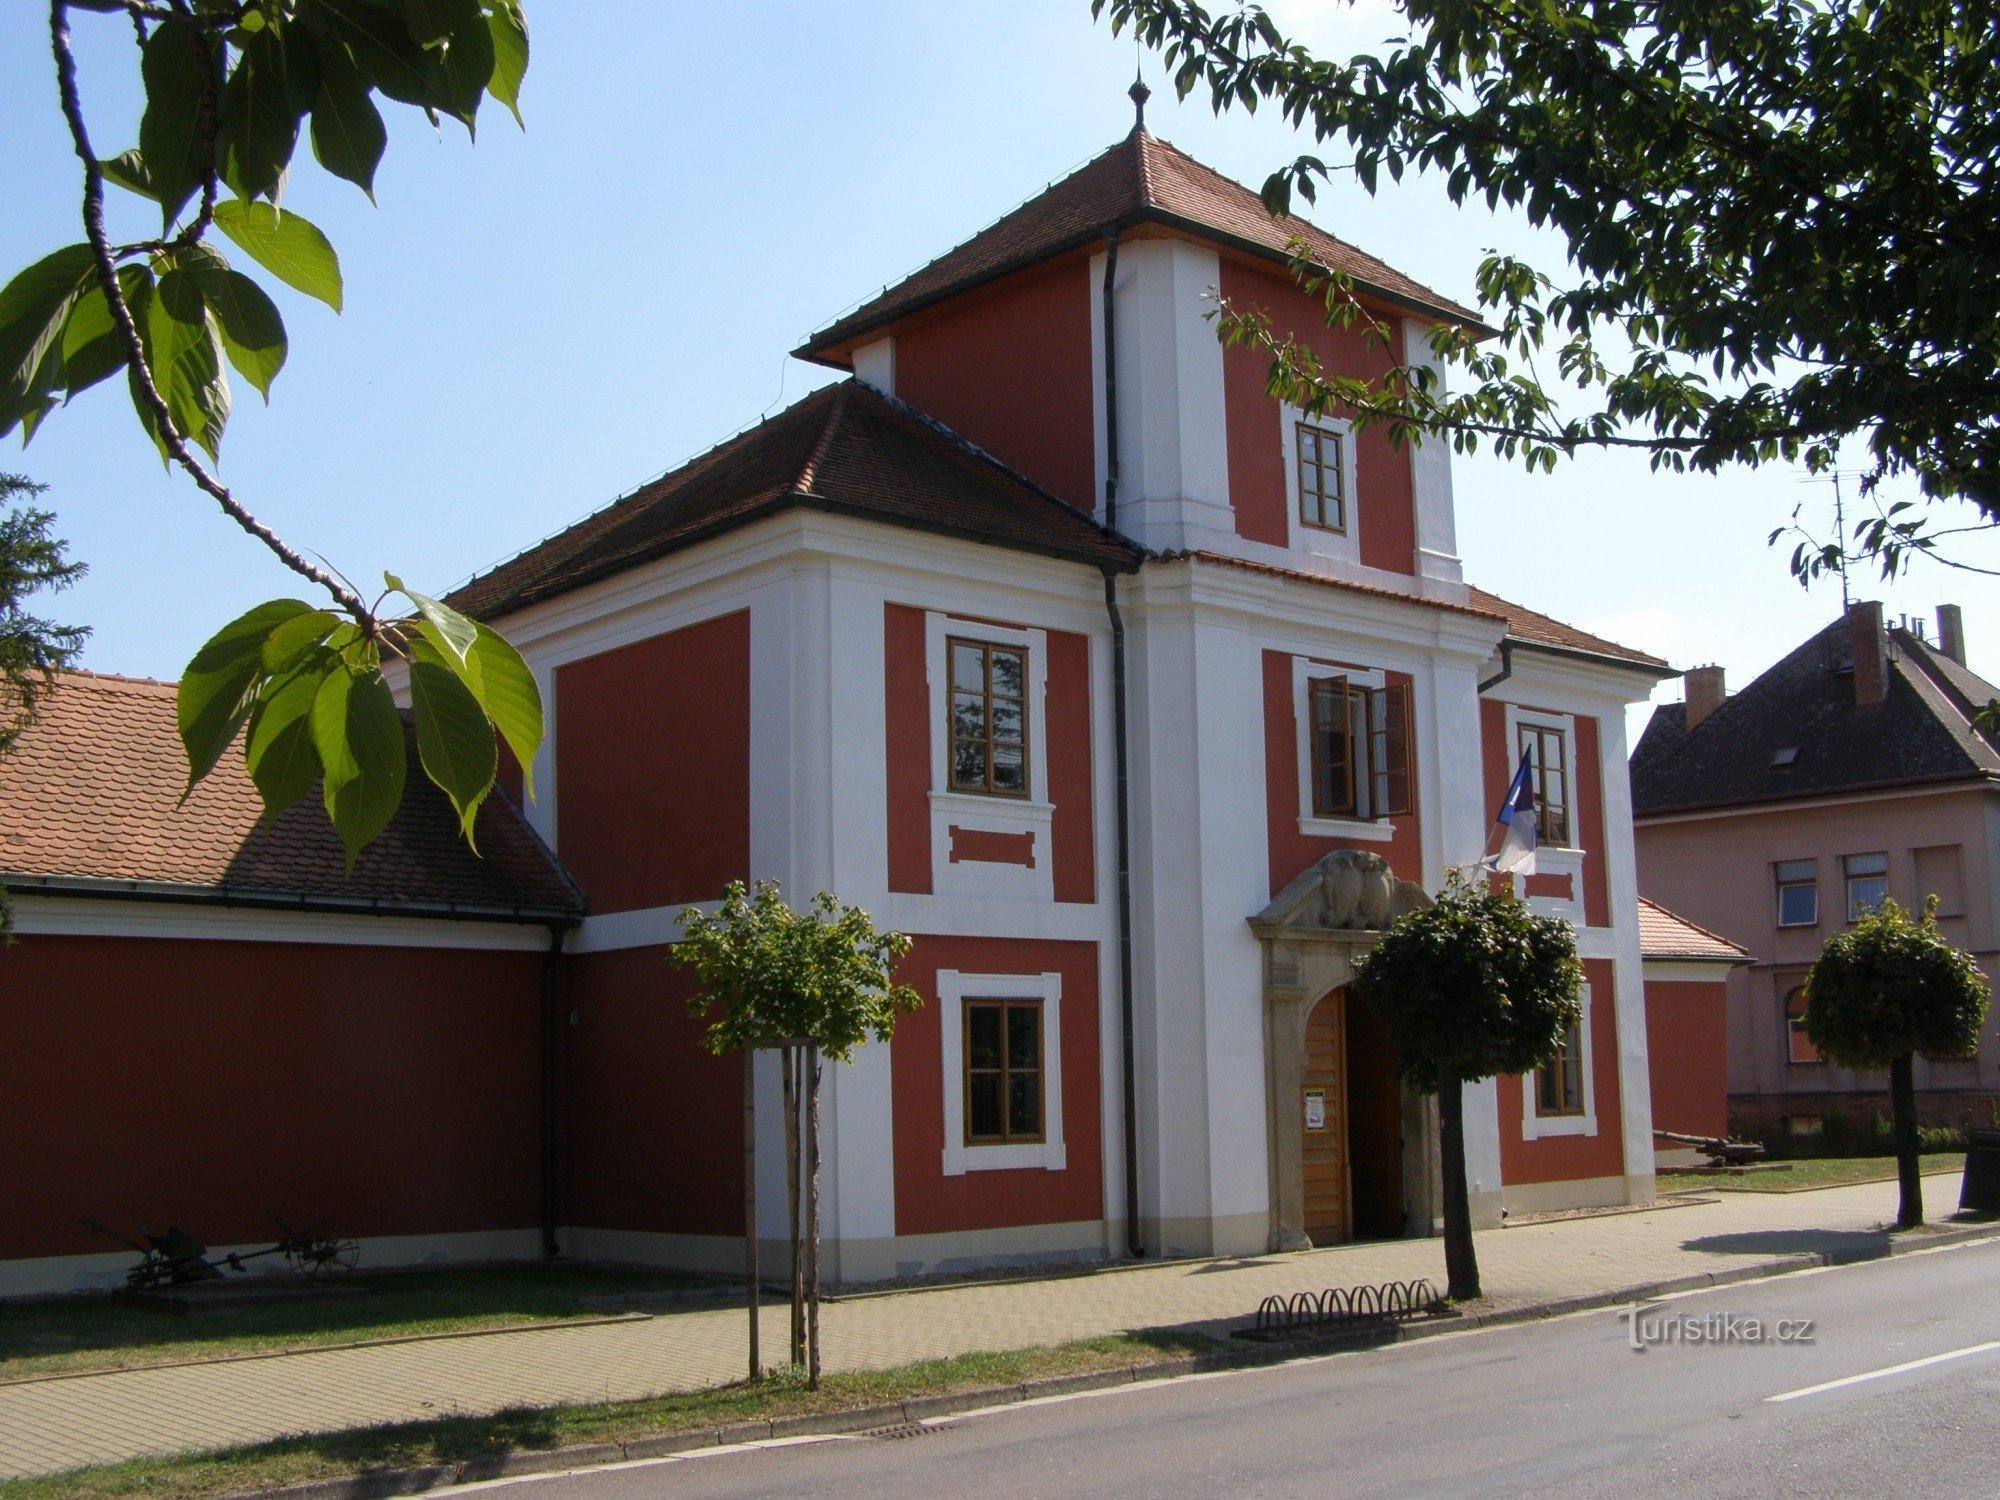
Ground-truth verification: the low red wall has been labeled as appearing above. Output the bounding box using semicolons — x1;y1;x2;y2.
558;945;743;1239
0;933;544;1262
1644;977;1728;1142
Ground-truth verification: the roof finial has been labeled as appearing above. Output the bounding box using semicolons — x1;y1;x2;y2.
1129;56;1151;135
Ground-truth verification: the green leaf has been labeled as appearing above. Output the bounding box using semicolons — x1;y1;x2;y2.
306;0;433;106
260;607;342;673
0;245;96;416
408;640;496;841
211;199;344;312
139;16;215;227
57;264;153;400
145;263;232;459
178;598;315;793
406;0;463;45
243;652;329;817
309;48;388;198
485;1;528;126
426;0;494;128
180;245;288;401
100;149;160;202
217;25;305;203
310;661;408;869
415;615;542;801
388;572;477;661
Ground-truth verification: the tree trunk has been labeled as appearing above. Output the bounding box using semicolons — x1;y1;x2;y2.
743;1047;758;1383
1437;1079;1481;1301
1890;1052;1923;1229
781;1046;803;1367
806;1044;823;1390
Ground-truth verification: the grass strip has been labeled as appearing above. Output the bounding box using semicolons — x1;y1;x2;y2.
1658;1152;1965;1195
0;1329;1222;1500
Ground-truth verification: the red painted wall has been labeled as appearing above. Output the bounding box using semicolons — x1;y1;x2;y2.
1;934;542;1261
890;936;1103;1236
1220;259;1418;574
885;604;932;895
883;606;1097;903
1479;699;1611;927
893;261;1097;512
1497;957;1627;1186
559;946;743;1238
1645;977;1728;1141
555;610;751;915
1262;649;1423;895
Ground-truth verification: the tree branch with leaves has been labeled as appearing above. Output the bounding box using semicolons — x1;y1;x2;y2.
5;0;537;865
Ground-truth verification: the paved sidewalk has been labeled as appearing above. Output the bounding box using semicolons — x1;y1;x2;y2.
0;1175;1971;1479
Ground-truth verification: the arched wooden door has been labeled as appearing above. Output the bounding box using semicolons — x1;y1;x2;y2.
1301;989;1350;1246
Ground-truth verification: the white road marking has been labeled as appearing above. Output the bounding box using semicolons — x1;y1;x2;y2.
1767;1341;2000;1403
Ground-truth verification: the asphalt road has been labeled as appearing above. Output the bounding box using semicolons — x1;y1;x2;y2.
496;1237;2000;1499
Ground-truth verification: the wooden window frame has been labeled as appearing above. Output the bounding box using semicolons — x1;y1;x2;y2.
1295;420;1348;533
1774;860;1819;928
1536;1019;1586;1116
1308;674;1413;822
1516;723;1571;848
947;636;1030;800
1784;985;1821;1065
963;997;1045;1146
1842;852;1889;923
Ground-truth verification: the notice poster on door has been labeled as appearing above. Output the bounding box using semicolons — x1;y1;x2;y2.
1304;1087;1327;1132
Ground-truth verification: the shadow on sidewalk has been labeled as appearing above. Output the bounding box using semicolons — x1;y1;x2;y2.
1678;1228;1889;1258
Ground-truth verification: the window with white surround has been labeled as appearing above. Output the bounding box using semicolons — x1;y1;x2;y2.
937;969;1065;1175
1280;404;1360;565
924;613;1053;902
1290;657;1410;839
1843;852;1888;922
1523;982;1596;1139
1500;703;1587;925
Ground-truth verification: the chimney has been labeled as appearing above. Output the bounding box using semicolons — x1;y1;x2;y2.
1937;604;1966;666
1849;600;1889;709
1684;665;1727;729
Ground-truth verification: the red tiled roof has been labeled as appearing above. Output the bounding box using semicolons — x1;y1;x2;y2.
0;671;582;917
1637;897;1750;963
448;381;1144;621
796;130;1485;361
1153;549;1506;621
1468;587;1672;672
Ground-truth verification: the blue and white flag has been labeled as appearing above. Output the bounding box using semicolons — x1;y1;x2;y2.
1484;750;1538;876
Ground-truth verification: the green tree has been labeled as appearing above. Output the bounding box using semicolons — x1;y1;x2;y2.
672;880;919;1387
1096;0;2000;583
1803;897;1990;1228
1350;873;1583;1299
5;1;537;865
0;472;89;942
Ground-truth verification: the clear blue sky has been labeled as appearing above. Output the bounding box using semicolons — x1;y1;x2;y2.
5;0;1993;741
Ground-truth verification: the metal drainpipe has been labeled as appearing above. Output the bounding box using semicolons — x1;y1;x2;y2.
1100;227;1143;1261
540;923;566;1258
1477;639;1515;694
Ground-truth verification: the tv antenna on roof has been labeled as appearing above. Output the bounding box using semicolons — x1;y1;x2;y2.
1796;470;1866;610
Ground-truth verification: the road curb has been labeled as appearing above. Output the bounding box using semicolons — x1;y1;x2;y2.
224;1219;2000;1500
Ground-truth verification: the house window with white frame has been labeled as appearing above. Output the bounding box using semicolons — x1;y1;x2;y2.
1516;722;1570;848
1774;860;1819;927
1536;1019;1585;1115
1843;852;1888;922
1296;420;1347;532
1308;674;1413;821
948;637;1029;798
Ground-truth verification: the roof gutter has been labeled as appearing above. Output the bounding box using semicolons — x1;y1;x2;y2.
1503;636;1678;680
3;872;585;928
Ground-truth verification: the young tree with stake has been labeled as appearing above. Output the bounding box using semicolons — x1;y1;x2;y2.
672;881;919;1387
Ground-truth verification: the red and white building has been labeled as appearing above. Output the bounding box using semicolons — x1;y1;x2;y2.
3;124;1696;1294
